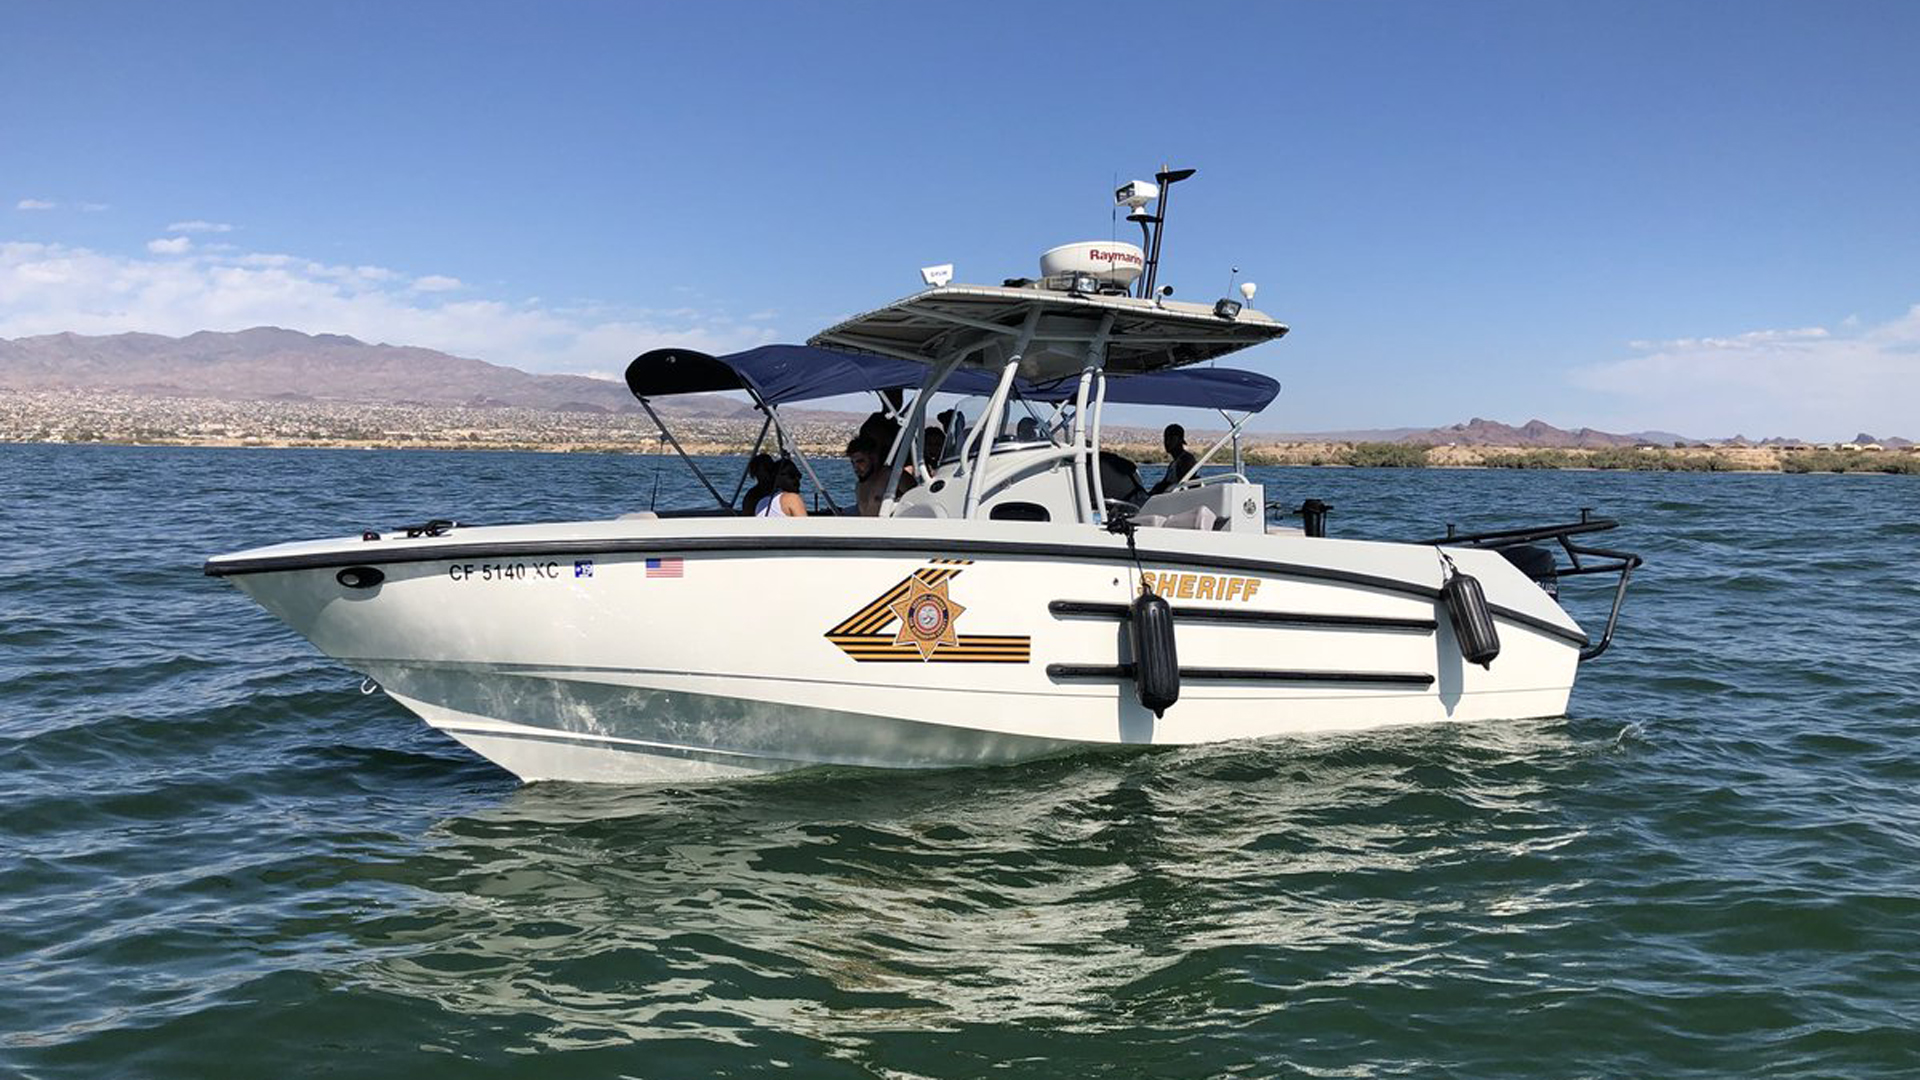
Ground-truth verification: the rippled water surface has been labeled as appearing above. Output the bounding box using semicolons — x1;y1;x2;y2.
3;444;1917;1078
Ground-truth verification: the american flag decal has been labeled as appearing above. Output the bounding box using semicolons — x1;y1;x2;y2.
645;557;684;578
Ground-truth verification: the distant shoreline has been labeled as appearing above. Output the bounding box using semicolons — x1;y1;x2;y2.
9;432;1917;475
4;389;1914;475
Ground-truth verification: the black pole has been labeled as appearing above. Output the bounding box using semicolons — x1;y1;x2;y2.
1142;167;1194;300
1134;217;1155;297
1144;178;1169;298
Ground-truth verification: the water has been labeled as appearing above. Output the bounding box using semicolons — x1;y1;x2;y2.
3;443;1917;1078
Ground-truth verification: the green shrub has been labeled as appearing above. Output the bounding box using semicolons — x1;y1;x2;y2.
1585;447;1732;472
1783;449;1920;475
1345;442;1431;468
1477;447;1733;471
1480;449;1579;469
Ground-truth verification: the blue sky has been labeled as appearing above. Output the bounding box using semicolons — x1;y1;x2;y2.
3;0;1916;439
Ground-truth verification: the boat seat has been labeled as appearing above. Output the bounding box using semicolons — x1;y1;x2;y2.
1137;480;1265;535
893;502;950;518
1138;506;1219;531
617;511;660;520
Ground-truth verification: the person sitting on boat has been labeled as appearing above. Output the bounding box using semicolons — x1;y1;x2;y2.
1014;416;1043;442
858;396;901;460
1148;423;1198;497
738;453;776;517
755;460;807;518
922;426;946;470
937;408;966;451
846;435;886;516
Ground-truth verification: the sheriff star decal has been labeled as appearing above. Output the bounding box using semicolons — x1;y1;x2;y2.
826;559;1030;663
889;574;964;658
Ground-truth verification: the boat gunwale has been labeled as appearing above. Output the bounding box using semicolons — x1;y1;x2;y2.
203;532;1590;648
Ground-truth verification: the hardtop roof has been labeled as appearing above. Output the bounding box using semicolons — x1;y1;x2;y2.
807;284;1288;378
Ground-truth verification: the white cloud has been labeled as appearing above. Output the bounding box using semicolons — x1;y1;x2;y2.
411;274;462;292
16;199;56;211
1572;306;1920;440
0;240;776;374
166;219;232;233
146;236;193;255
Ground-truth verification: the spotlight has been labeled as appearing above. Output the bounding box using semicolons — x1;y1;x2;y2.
1114;179;1158;211
1213;298;1242;320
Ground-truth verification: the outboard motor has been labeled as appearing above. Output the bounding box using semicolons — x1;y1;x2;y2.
1499;544;1560;598
1438;555;1500;668
1131;588;1180;716
1297;499;1332;538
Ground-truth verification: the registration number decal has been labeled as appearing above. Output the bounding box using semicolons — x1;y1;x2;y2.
447;561;566;582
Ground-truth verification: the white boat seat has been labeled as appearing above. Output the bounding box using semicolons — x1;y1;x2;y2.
893;502;950;518
617;511;660;520
1140;506;1218;531
1136;480;1265;534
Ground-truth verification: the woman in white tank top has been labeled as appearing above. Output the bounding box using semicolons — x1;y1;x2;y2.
756;461;807;518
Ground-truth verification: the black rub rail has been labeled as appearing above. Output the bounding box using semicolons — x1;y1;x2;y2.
1048;664;1434;687
1049;600;1436;633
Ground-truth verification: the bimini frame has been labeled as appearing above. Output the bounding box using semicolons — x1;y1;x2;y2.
867;301;1271;525
631;383;846;516
873;304;1128;523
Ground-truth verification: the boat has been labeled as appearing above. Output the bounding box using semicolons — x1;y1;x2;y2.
205;169;1642;783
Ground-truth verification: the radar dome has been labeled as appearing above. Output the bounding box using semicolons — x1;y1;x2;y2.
1039;241;1145;286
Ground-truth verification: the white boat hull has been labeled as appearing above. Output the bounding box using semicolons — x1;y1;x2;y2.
211;517;1588;783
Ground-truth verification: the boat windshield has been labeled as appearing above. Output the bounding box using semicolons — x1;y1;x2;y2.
887;384;1073;472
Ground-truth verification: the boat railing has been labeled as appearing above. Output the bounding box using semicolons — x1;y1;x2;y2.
1415;509;1644;662
1169;408;1259;488
1173;471;1252;489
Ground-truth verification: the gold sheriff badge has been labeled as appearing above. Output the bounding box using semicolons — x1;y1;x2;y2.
887;574;965;659
824;561;1030;663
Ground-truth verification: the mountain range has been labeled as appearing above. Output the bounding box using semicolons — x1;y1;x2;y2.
2;328;1906;447
1388;417;1695;448
0;327;748;417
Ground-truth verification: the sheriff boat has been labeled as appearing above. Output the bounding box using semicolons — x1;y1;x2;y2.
205;170;1639;783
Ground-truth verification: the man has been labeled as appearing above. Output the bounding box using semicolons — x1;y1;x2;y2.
936;408;966;452
1148;423;1198;497
846;435;887;516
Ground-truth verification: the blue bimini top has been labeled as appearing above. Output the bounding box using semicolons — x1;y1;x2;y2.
625;344;1279;413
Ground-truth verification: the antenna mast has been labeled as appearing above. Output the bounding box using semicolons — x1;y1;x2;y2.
1140;165;1195;300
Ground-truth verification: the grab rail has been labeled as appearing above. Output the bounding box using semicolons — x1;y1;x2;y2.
1416;509;1644;663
